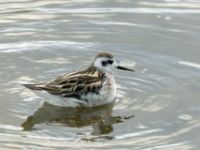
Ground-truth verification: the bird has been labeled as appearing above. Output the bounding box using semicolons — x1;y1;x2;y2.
23;52;134;107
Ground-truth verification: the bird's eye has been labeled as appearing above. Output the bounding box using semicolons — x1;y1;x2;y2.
102;60;113;66
108;60;114;64
102;61;107;66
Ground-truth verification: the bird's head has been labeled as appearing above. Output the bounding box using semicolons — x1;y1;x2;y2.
92;52;134;73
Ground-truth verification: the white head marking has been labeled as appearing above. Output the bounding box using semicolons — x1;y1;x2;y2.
92;52;118;73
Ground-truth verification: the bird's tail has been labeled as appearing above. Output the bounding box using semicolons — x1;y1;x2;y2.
23;83;45;90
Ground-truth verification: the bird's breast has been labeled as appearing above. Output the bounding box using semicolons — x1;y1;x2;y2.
100;73;116;100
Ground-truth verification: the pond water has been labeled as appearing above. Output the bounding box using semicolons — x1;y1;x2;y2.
0;0;200;149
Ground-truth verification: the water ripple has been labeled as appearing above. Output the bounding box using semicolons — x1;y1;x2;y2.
0;0;200;149
0;41;94;53
36;7;200;14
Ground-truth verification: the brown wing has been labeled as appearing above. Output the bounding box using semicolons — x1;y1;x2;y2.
25;68;105;99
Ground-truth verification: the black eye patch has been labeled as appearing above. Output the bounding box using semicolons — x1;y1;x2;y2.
102;60;114;66
107;60;114;64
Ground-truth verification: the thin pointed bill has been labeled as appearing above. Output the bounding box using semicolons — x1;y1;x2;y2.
116;66;134;72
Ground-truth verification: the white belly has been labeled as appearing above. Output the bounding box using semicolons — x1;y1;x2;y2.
34;91;83;107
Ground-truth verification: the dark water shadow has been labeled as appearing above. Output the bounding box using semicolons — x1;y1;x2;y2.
21;101;134;136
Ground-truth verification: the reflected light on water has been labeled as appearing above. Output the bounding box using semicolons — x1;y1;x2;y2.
35;57;70;64
178;61;200;70
36;7;200;14
139;1;200;9
0;41;94;53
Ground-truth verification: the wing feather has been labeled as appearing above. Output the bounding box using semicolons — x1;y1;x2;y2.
33;69;105;99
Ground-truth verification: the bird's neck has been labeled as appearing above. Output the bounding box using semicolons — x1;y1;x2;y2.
87;65;113;75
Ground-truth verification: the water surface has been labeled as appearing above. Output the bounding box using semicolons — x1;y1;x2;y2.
0;0;200;149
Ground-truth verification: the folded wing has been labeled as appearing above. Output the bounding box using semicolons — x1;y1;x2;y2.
23;69;105;99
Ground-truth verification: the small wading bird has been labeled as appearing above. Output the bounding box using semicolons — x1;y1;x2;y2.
23;52;134;107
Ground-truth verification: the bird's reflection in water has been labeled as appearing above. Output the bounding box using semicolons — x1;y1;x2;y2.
22;101;134;136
